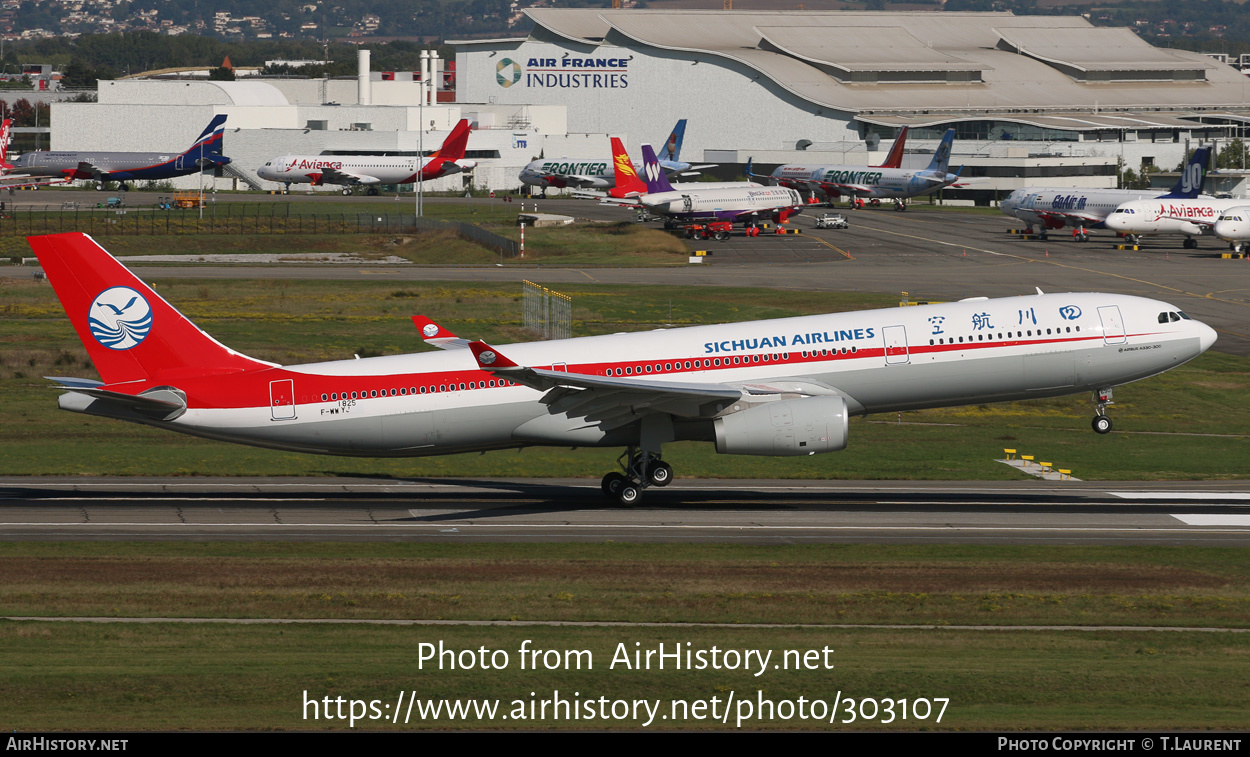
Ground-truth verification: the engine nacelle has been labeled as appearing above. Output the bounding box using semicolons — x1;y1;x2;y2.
713;396;848;456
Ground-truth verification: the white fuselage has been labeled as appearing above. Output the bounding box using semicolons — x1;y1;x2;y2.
1214;206;1250;247
66;292;1215;458
1105;197;1246;237
1000;187;1183;229
770;164;956;200
256;155;468;186
638;185;802;221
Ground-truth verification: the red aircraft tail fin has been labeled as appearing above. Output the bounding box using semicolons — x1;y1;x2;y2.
875;126;908;169
0;118;11;168
432;119;471;162
28;233;273;386
607;137;647;198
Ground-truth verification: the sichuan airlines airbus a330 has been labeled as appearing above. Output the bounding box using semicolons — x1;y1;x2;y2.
33;233;1215;504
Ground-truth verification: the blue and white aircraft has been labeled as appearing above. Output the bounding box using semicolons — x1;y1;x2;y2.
9;115;230;191
1000;147;1211;242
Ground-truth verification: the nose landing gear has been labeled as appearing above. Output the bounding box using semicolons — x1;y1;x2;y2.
1092;388;1115;434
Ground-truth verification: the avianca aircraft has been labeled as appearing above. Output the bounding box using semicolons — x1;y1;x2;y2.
1000;147;1211;241
32;232;1216;505
1104;191;1244;249
518;119;713;195
256;119;475;195
8;115;230;191
756;128;965;211
617;144;803;225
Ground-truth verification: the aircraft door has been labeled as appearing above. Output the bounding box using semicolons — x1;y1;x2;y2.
681;195;693;212
270;379;296;420
175;155;186;171
882;325;910;365
1097;306;1127;345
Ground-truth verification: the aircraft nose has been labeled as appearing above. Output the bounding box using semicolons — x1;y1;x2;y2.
1198;322;1218;353
1105;214;1127;231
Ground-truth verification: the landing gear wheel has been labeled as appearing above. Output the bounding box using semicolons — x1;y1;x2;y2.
341;188;353;196
617;484;642;506
367;187;379;196
1183;237;1198;250
648;461;673;487
1092;415;1113;434
601;471;627;497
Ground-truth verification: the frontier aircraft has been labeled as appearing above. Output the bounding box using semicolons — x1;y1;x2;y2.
8;115;230;191
756;128;964;211
518;119;712;195
32;232;1215;505
1000;147;1211;242
257;119;475;195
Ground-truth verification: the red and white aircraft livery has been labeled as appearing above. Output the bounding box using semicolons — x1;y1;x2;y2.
1104;194;1245;250
33;233;1216;505
256;119;475;195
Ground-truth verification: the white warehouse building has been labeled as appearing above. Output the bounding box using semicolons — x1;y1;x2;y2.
454;8;1250;199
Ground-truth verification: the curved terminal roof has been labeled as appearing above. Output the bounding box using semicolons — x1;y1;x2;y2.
511;9;1247;118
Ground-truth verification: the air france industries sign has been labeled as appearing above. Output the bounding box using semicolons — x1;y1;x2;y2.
496;56;629;89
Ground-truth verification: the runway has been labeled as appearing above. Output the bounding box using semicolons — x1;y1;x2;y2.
3;477;1249;546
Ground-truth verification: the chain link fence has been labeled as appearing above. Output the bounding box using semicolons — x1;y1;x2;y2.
522;280;572;340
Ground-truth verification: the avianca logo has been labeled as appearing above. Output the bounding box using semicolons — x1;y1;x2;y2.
295;159;343;171
1156;203;1215;220
615;154;637;179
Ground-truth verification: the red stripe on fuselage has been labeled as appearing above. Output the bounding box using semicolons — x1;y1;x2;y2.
95;331;1151;412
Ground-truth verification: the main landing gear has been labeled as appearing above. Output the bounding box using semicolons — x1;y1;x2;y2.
1073;226;1089;243
893;200;907;212
1183;237;1199;250
600;446;673;506
1092;387;1115;434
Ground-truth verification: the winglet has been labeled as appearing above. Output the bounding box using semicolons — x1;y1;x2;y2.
412;315;469;350
468;340;520;370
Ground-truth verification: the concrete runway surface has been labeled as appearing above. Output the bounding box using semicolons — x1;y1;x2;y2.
3;477;1249;546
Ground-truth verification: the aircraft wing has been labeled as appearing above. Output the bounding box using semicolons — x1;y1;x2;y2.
75;161;106;181
320;166;380;186
1048;211;1107;225
0;173;68;189
467;340;742;427
412;315;471;350
825;182;876;197
1154;213;1216;227
561;175;610;189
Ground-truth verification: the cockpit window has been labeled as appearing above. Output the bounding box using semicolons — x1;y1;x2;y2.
1158;312;1169;324
1169;312;1180;322
1178;311;1192;320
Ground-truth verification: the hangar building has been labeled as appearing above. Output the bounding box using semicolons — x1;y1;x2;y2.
454;9;1250;198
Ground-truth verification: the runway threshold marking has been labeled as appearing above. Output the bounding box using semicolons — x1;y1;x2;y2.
1172;514;1250;525
852;221;1250;312
4;616;1246;632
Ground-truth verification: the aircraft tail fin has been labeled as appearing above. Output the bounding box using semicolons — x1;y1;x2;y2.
640;144;675;194
432;119;471;162
875;126;908;169
1162;146;1211;199
28;232;272;387
926;128;955;174
607;137;647;197
186;114;228;157
659;119;687;162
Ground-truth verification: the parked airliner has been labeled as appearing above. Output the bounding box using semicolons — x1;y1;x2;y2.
1213;207;1250;254
1104;193;1246;249
1000;147;1211;241
257;119;475;195
518;119;712;195
32;232;1215;504
8;115;230;191
756;128;964;211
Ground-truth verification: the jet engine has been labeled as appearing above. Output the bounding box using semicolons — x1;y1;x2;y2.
713;396;848;456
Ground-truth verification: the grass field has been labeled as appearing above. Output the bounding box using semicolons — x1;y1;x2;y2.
2;276;1246;479
2;543;1248;731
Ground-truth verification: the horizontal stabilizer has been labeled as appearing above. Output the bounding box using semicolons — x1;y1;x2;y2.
52;381;187;421
412;315;470;350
